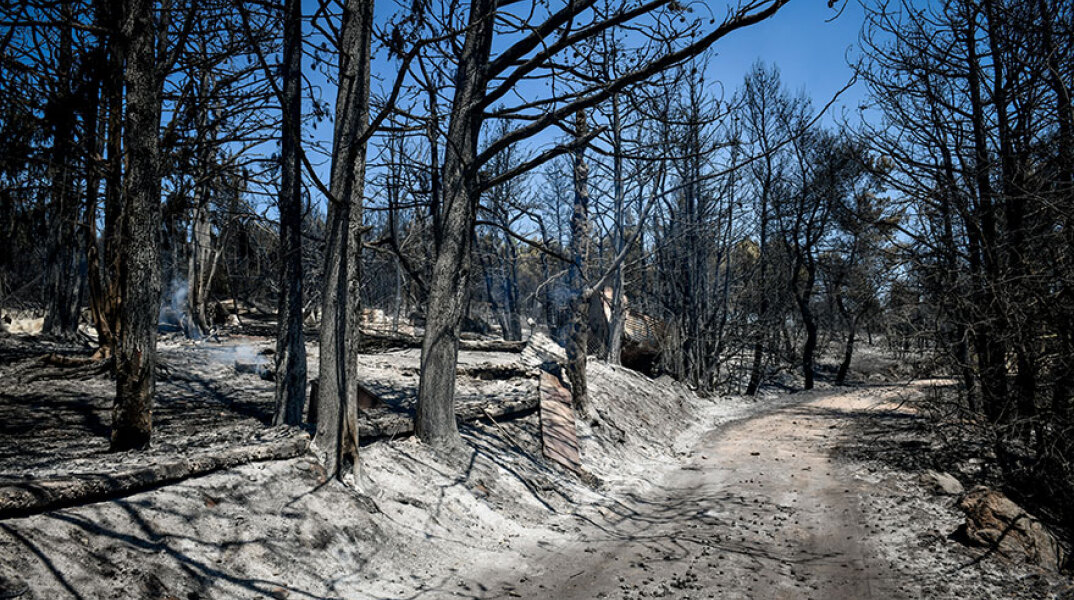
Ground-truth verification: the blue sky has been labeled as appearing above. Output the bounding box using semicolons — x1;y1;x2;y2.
299;0;870;208
704;0;868;122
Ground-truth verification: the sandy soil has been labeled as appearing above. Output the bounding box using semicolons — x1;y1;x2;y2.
1;359;1071;599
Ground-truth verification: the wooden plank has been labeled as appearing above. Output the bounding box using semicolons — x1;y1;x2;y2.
539;371;582;473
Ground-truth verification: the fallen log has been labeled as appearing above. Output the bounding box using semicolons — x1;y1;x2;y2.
0;429;310;520
357;330;528;353
396;362;538;380
358;330;423;351
459;339;527;352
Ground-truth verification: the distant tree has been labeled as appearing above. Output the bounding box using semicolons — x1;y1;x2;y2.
773;127;860;391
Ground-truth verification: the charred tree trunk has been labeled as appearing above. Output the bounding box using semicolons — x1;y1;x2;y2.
316;0;372;480
188;198;213;335
187;71;216;337
44;3;83;338
745;110;774;396
605;94;626;365
835;317;855;385
500;236;523;341
966;9;1008;423
274;0;307;426
416;0;495;449
82;41;105;346
565;110;593;419
111;0;162;452
794;260;818;391
745;204;769;396
87;0;126;359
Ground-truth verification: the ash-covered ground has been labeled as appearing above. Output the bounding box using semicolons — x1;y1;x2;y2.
0;331;1070;599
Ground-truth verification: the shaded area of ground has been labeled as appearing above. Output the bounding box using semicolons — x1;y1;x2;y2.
0;334;279;484
0;331;540;486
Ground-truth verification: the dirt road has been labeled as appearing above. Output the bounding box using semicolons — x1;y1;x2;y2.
481;387;910;600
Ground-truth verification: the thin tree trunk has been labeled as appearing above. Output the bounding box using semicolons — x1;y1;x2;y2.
274;0;307;426
801;303;817;391
112;0;162;452
188;200;212;335
500;236;523;341
566;110;593;419
795;262;818;391
87;0;126;359
187;71;216;337
835;320;855;385
82;40;105;349
745;167;771;396
606;94;626;365
44;2;82;338
964;6;1008;423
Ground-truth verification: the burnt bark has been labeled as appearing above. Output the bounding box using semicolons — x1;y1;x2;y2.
415;0;496;449
605;94;626;365
835;318;855;385
43;2;83;338
316;0;372;479
111;0;162;452
87;0;126;359
965;7;1008;423
565;110;593;419
187;71;218;337
273;0;307;426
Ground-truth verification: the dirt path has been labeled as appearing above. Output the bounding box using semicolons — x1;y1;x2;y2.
480;387;910;600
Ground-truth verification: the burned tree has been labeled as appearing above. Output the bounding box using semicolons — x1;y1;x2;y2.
415;0;792;449
564;110;593;419
112;0;163;451
273;0;307;426
316;0;374;480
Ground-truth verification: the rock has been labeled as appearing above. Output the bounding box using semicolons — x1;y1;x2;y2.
923;470;964;495
956;486;1066;571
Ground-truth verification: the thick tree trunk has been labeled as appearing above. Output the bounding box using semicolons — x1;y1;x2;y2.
316;0;372;480
274;0;307;426
112;0;162;452
416;0;495;450
565;110;593;419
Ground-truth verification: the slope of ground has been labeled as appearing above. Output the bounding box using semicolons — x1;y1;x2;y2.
1;342;1071;599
